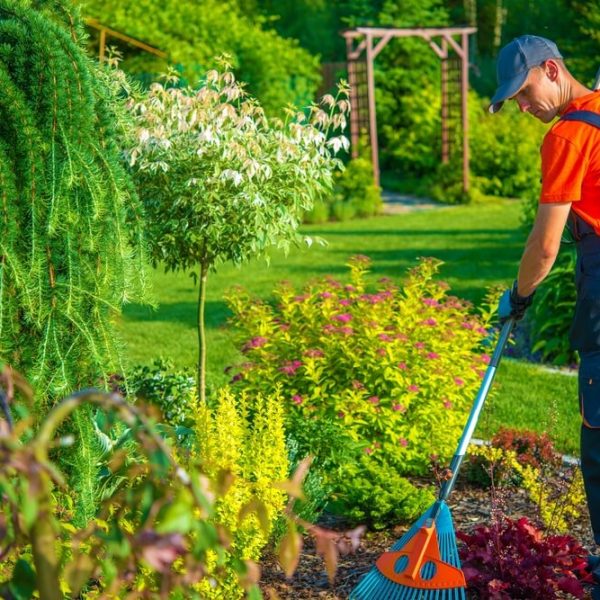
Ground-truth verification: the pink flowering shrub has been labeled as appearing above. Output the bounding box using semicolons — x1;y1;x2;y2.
225;256;495;526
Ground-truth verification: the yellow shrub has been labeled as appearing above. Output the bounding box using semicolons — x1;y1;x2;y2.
193;388;288;599
467;444;585;533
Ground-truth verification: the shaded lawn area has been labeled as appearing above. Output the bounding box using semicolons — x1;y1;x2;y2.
116;198;581;454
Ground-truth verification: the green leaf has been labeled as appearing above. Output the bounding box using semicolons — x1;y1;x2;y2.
156;497;194;534
246;585;263;600
21;492;38;532
8;560;36;600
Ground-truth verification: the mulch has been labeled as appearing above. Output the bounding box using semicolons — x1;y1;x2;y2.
259;476;597;599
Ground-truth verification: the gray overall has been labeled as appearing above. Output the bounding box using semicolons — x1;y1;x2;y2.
569;211;600;546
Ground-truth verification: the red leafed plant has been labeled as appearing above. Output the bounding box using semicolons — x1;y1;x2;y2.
491;427;561;471
457;515;588;599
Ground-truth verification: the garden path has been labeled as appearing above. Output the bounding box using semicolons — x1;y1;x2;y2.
381;190;445;214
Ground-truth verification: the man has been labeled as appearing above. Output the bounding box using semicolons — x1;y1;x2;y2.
492;34;600;594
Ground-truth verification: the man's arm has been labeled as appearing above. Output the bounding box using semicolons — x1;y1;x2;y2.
517;202;572;297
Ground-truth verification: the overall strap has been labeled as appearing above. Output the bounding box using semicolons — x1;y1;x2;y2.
560;110;600;128
559;109;600;242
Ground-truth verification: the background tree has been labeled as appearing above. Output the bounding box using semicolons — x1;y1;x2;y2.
0;0;147;523
78;0;322;115
125;62;349;403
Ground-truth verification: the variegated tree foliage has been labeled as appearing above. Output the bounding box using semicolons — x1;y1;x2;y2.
0;0;147;399
125;60;349;402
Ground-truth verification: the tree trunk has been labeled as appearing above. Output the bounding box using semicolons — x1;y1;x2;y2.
197;261;209;404
494;0;505;51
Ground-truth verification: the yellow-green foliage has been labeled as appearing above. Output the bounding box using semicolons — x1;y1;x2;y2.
193;388;288;599
468;444;585;533
226;256;494;526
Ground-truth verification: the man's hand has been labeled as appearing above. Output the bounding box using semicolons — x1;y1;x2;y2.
498;281;535;322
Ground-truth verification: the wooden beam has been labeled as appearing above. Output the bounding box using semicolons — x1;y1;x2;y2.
461;32;470;193
98;27;106;62
445;34;465;60
346;36;360;159
372;32;394;60
365;34;380;187
85;18;167;59
355;26;477;37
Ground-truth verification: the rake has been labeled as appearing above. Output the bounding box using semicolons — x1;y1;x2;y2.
350;318;515;600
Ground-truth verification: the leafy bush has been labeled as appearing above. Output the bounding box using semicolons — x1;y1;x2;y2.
332;456;434;530
466;428;560;487
303;199;330;224
80;0;321;115
469;95;546;199
528;247;578;365
458;516;588;599
0;373;265;598
491;427;561;471
128;359;196;428
333;157;382;218
304;156;382;223
226;255;495;526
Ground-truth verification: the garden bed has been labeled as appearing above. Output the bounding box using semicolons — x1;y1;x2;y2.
260;477;597;599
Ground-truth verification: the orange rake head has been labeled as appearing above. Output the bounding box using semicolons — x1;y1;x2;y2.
376;520;466;589
350;501;467;599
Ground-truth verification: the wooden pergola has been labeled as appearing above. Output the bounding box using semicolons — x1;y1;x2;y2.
85;18;167;62
343;27;477;192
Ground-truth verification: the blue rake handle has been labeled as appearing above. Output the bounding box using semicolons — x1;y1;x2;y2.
432;318;514;516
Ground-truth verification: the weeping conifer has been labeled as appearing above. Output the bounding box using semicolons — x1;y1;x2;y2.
0;0;147;399
0;0;148;525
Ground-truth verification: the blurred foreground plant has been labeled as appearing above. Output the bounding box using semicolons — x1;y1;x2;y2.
0;364;362;598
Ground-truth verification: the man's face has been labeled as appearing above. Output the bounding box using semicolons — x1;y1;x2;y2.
510;64;559;123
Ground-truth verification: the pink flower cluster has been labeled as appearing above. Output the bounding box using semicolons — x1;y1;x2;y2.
422;298;440;307
279;360;303;375
359;291;392;305
242;336;268;352
421;318;438;327
334;313;352;323
304;348;325;358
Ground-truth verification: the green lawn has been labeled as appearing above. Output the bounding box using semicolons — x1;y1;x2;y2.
116;198;581;454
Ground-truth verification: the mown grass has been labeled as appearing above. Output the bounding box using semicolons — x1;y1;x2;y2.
116;198;581;454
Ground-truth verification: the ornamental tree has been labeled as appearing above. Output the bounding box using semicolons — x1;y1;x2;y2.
125;61;349;402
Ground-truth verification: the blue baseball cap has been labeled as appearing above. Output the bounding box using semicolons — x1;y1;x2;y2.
489;35;562;113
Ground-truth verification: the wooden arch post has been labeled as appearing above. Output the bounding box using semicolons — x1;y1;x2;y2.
343;27;476;193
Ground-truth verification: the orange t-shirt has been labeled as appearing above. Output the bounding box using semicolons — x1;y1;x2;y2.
540;90;600;232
